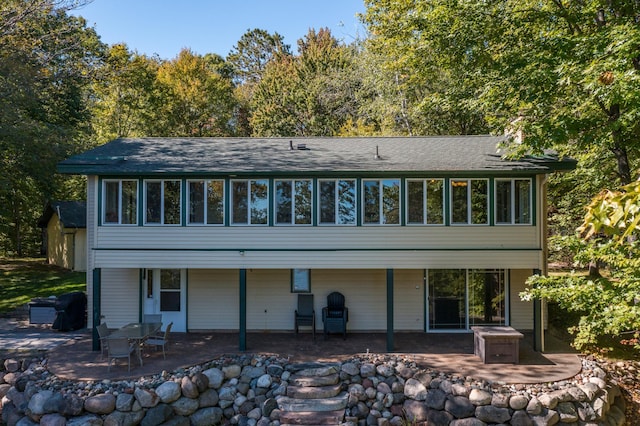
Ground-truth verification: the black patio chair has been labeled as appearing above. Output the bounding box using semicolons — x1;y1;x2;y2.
322;291;348;339
294;294;315;340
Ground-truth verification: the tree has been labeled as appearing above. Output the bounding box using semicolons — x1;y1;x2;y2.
90;44;161;143
523;181;640;351
227;28;290;86
0;0;103;256
250;28;360;137
362;0;640;181
154;49;236;137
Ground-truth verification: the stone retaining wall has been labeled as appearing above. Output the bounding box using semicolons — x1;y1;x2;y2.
0;353;627;425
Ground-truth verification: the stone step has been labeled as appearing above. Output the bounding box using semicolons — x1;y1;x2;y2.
277;392;348;412
279;409;345;425
287;383;342;399
289;363;340;377
291;372;340;387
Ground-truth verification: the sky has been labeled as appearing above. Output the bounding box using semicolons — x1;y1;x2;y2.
71;0;367;60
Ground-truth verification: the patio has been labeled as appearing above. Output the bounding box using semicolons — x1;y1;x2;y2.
46;330;582;384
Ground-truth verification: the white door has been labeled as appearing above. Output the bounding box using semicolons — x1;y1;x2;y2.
144;269;186;332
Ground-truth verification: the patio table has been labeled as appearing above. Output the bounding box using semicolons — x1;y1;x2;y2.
109;322;161;366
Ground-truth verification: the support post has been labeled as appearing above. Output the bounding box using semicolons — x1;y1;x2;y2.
532;268;544;352
386;268;394;352
92;268;101;351
239;269;247;351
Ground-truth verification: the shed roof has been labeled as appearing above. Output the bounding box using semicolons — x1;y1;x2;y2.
37;201;86;229
57;136;576;176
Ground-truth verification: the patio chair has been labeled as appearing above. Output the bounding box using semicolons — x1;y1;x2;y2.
322;291;348;339
143;314;162;324
106;337;135;372
144;322;172;359
294;294;315;340
96;322;112;360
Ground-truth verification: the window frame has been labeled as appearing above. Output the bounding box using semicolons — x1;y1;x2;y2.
362;178;401;225
494;178;533;225
405;178;445;226
186;179;225;225
143;179;182;226
291;268;311;293
274;179;313;226
102;179;138;226
450;178;489;226
317;178;357;226
230;179;269;225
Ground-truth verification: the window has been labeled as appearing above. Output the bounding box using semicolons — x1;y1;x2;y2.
495;179;531;224
468;269;506;326
406;179;444;225
291;268;311;292
231;179;268;225
319;179;356;225
188;180;224;225
160;269;181;311
275;179;312;225
103;180;138;225
451;179;488;225
145;180;181;225
363;179;400;225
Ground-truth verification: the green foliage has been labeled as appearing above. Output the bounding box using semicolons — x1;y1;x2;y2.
0;258;85;314
524;181;640;352
0;0;104;256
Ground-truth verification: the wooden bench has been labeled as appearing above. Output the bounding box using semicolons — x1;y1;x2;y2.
472;326;524;364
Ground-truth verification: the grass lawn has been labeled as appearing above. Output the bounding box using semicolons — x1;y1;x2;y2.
0;258;85;315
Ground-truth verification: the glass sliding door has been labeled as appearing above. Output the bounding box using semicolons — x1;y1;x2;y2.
428;269;466;330
427;269;507;330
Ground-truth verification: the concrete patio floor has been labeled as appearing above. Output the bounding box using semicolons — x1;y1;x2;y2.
42;329;582;384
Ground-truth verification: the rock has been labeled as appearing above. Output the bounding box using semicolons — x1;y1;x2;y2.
66;414;103;425
526;396;542;415
181;375;199;399
445;395;475;419
261;397;278;417
491;392;509;408
141;403;173;426
222;364;241;379
5;359;20;373
61;393;84;417
202;367;224;389
84;393;116;414
27;390;54;416
426;408;454;425
510;394;529;410
198;388;219;407
39;413;66;426
469;389;492;406
360;363;376;377
403;378;427;400
475;405;511;423
256;373;272;388
115;392;134;411
171;396;199;416
403;400;428;422
192;372;209;392
105;410;145;426
376;363;395;377
341;362;359;376
190;406;224;426
450;418;487;426
156;380;181;403
425;389;446;410
530;409;559;425
134;387;160;408
510;409;533;426
557;401;578;423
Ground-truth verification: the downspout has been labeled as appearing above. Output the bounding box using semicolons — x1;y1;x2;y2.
535;175;549;352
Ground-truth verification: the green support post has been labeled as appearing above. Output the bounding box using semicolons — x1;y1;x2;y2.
386;268;394;352
239;269;246;351
92;268;101;352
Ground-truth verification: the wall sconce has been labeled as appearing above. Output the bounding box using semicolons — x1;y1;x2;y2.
239;250;245;256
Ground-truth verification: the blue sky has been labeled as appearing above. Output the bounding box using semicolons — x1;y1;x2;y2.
72;0;367;59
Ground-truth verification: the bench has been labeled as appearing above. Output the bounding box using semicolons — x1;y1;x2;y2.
472;326;524;364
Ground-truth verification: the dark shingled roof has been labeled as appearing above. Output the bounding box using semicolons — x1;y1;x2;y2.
38;201;87;229
57;136;576;176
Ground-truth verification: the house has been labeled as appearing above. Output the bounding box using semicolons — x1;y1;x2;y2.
57;136;576;351
38;201;87;272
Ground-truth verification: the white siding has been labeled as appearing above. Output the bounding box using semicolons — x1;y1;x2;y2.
510;269;534;330
246;270;292;331
96;225;539;250
100;268;139;328
188;269;239;330
393;270;424;331
86;176;97;329
312;270;387;332
94;249;542;270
